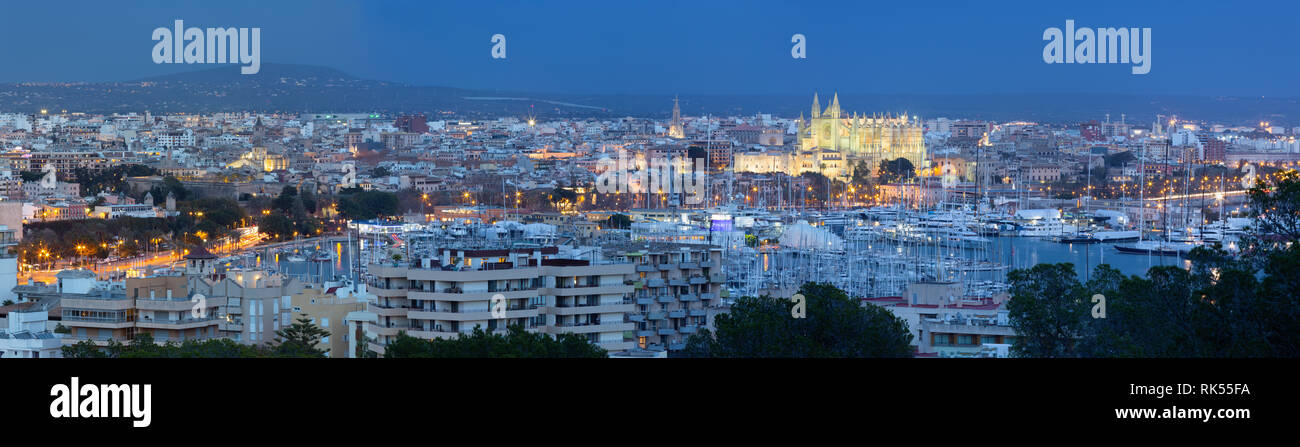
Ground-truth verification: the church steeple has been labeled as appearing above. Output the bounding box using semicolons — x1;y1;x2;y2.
253;115;266;146
668;95;684;139
811;93;820;119
828;93;841;119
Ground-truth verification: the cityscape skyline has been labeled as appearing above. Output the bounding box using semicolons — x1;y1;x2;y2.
1;62;1296;128
0;2;1291;435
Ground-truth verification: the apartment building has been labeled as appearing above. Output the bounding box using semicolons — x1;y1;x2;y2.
365;245;636;354
607;242;727;352
60;246;299;346
29;150;112;173
0;309;64;358
861;281;1016;358
291;283;366;358
192;267;302;344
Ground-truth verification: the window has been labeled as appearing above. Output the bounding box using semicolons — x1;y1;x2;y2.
321;318;329;328
933;334;950;346
957;335;974;345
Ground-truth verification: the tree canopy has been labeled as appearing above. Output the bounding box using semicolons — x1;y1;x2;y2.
61;318;333;358
877;158;916;184
605;213;631;229
1007;169;1300;357
681;283;914;358
383;325;608;358
336;189;398;220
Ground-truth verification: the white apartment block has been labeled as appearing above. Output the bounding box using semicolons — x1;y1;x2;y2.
607;242;727;352
365;245;636;354
0;309;64;358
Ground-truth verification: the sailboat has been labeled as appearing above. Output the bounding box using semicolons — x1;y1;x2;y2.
1114;137;1193;257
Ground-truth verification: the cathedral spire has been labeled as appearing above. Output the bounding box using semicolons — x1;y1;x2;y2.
811;93;820;119
668;95;684;139
829;93;840;118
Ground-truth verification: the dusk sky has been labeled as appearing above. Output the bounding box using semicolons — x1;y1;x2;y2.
0;0;1294;96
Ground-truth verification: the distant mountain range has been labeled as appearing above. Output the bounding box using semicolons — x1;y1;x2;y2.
1;63;1296;126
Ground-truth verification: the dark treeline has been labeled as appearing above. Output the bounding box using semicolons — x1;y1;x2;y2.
1007;170;1300;358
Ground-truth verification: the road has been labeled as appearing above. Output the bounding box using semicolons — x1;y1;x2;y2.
18;233;349;285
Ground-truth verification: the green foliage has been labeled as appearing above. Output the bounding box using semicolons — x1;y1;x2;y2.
58;331;326;358
1005;263;1088;358
877;158;916;184
1248;169;1300;241
336;190;398;220
1104;150;1135;168
74;164;160;196
259;214;297;241
1006;169;1300;358
19;170;43;182
605;213;631;229
161;176;188;200
61;340;109;358
549;187;577;205
383;325;608;358
271;316;332;358
681;283;914;358
19;217;171;262
1009;250;1300;357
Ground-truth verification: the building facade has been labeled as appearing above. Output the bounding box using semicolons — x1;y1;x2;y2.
608;242;726;352
365;246;636;354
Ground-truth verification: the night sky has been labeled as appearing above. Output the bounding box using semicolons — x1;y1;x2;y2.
0;0;1293;96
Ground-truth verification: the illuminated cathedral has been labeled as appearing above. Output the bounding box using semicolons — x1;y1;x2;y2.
733;93;926;179
798;93;926;177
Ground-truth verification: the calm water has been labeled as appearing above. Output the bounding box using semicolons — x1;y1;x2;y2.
844;236;1190;285
990;236;1189;279
223;240;358;283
